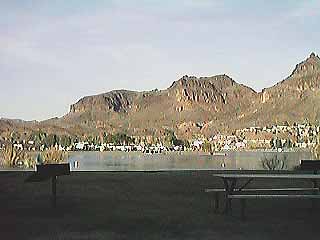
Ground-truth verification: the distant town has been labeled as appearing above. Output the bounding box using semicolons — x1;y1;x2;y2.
0;122;319;154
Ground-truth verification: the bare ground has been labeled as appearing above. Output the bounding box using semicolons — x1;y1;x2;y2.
0;171;319;240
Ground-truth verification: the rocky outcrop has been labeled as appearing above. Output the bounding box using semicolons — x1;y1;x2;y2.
168;74;257;114
248;53;320;127
69;90;138;114
61;52;320;137
2;52;320;138
290;52;320;78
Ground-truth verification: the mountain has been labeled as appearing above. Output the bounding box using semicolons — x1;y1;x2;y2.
1;52;320;139
242;52;320;127
57;74;257;138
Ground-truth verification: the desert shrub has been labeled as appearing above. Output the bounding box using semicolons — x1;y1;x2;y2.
0;143;36;168
261;153;288;170
312;135;320;159
40;147;67;164
24;157;37;168
202;141;212;152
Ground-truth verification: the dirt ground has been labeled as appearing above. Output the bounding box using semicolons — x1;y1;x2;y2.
0;171;319;240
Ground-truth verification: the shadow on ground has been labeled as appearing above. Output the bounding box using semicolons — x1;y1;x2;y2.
0;171;319;240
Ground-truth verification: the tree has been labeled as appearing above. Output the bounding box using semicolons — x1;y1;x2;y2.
313;134;320;159
275;138;282;149
163;130;185;147
283;121;290;126
183;140;190;149
270;138;275;149
202;141;212;152
173;138;184;147
163;130;177;148
283;139;292;149
29;131;46;144
111;133;133;145
10;131;21;143
44;134;58;148
60;135;72;147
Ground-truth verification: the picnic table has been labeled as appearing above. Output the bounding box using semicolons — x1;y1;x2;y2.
207;160;320;219
213;173;320;214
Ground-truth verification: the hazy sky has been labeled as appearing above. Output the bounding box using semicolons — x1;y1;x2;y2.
1;0;319;121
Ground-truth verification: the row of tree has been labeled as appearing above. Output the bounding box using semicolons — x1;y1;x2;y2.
270;138;293;149
5;130;188;149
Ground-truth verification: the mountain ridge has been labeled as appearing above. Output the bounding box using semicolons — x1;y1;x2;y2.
1;52;320;139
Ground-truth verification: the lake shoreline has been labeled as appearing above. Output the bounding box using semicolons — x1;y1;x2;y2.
1;150;313;171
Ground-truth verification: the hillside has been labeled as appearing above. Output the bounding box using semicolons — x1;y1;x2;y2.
58;74;257;138
240;52;320;128
1;53;320;140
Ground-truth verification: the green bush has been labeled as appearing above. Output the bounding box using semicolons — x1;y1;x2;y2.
261;153;288;170
313;135;320;159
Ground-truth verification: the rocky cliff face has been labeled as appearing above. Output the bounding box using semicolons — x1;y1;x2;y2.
246;53;320;127
2;52;320;139
60;52;320;137
68;74;256;116
69;90;138;114
63;73;259;136
263;53;320;96
169;74;256;105
290;52;320;78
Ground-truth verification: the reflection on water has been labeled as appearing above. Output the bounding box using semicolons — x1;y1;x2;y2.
68;151;312;171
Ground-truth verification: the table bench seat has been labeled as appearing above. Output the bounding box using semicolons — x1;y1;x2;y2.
205;188;319;212
228;194;320;199
205;187;318;193
229;193;320;219
211;161;320;219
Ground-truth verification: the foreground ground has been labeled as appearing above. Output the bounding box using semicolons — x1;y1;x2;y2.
0;171;319;240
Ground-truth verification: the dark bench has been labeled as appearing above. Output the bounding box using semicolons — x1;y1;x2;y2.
25;163;70;207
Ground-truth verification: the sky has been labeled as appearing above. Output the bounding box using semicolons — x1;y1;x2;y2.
0;0;319;121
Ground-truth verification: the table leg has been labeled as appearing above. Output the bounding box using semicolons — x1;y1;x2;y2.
214;192;219;213
52;176;57;208
312;180;319;192
223;178;237;214
311;179;319;210
238;178;254;191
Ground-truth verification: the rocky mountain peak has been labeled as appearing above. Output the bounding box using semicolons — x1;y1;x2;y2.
166;74;256;110
168;74;235;90
306;52;320;64
291;52;320;77
3;53;320;139
262;52;320;104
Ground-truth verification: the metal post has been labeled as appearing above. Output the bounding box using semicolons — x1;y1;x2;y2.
52;176;57;208
311;179;319;211
214;193;219;213
223;178;237;214
241;199;246;220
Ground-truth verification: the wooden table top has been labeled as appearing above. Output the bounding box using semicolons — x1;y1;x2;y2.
213;173;320;179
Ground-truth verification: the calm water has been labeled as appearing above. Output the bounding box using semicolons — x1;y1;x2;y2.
66;151;313;171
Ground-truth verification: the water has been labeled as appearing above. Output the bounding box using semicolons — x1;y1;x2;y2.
66;151;313;171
